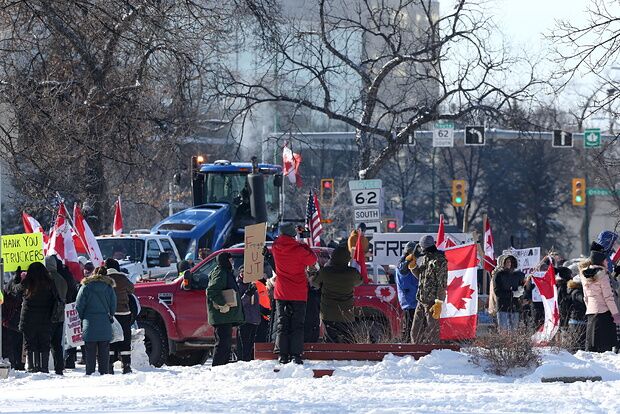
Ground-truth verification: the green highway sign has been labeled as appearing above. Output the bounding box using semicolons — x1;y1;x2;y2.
584;128;601;148
587;188;620;196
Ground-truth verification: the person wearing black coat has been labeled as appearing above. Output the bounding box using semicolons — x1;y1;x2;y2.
566;276;586;351
492;255;525;331
18;262;56;373
2;270;25;370
55;257;79;369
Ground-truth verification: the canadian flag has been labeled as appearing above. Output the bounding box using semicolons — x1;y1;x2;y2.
113;196;123;235
282;143;302;188
22;212;49;248
73;203;104;266
351;229;370;284
483;218;496;272
436;214;457;250
440;244;478;340
531;260;560;344
47;203;83;282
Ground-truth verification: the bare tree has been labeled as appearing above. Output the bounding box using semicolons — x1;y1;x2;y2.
0;0;275;232
211;0;539;179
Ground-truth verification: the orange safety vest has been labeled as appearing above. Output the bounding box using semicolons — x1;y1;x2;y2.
255;280;271;321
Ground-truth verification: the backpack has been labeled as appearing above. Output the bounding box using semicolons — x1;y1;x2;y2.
50;283;66;324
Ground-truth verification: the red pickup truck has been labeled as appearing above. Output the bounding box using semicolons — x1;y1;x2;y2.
135;246;404;366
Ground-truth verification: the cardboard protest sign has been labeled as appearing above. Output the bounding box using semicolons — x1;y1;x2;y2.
502;247;541;275
243;222;266;283
64;302;84;348
1;233;44;272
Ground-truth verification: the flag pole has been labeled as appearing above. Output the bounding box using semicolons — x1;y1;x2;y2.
482;214;489;296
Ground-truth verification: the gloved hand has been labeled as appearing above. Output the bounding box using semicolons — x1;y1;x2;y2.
405;254;417;270
430;299;443;320
219;304;230;314
246;283;257;295
13;266;22;284
613;313;620;325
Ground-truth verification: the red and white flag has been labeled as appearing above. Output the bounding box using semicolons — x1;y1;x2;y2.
305;190;323;247
436;214;457;250
483;218;496;272
73;203;104;266
282;144;302;188
47;203;83;282
612;247;620;264
113;196;123;235
22;212;49;247
351;229;370;284
440;244;478;340
531;260;560;344
437;214;447;249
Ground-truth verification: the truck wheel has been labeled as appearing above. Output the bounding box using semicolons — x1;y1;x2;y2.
139;320;169;367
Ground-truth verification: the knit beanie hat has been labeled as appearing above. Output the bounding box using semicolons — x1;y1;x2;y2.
589;250;607;266
419;235;435;250
104;258;121;272
217;252;233;269
279;222;297;237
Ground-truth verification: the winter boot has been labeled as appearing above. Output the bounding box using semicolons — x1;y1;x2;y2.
27;352;36;373
33;352;41;373
292;355;304;365
121;355;132;374
40;352;50;373
278;354;290;364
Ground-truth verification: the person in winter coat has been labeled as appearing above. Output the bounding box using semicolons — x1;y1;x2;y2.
347;223;369;257
17;262;56;373
235;266;260;361
579;251;620;352
556;266;573;328
105;258;135;374
395;241;419;341
45;256;68;375
207;252;244;366
76;267;117;375
271;223;318;364
410;235;448;344
55;256;79;369
566;275;587;351
492;254;524;331
2;270;26;370
311;246;363;343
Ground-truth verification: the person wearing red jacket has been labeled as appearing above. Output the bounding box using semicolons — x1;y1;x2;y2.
271;223;318;364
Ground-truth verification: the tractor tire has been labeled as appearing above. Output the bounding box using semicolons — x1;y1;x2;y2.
139;319;169;367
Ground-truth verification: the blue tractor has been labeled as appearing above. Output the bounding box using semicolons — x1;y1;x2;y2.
152;157;283;260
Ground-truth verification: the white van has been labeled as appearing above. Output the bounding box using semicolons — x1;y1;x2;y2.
96;233;181;283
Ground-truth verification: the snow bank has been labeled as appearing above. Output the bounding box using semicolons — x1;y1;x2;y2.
1;350;619;413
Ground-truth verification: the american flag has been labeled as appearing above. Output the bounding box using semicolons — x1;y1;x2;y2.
305;190;323;246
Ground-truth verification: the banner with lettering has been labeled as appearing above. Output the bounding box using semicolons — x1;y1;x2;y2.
1;232;44;272
64;302;84;348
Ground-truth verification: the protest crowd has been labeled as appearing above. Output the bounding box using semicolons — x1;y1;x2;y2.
3;213;620;373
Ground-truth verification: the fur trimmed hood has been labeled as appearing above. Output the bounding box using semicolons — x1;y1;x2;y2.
81;274;116;287
578;258;607;281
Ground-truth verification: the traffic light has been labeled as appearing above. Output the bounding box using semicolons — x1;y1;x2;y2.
320;178;335;205
191;155;205;175
386;218;398;232
572;178;586;206
451;179;466;207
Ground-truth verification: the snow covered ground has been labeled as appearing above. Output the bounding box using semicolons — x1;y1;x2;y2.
1;350;620;413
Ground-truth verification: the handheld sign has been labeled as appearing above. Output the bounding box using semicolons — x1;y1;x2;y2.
1;232;44;272
243;222;267;283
